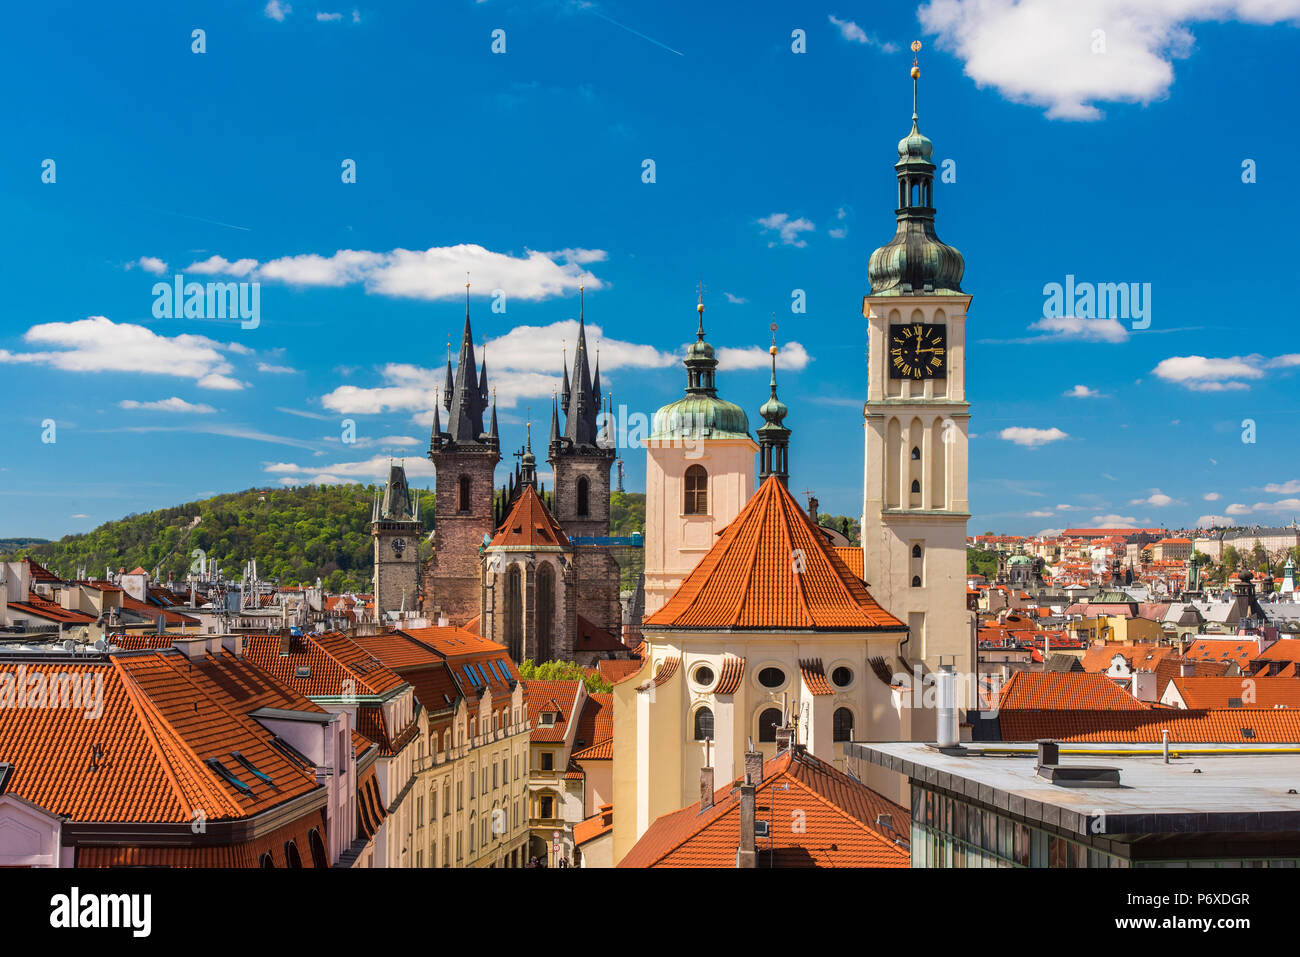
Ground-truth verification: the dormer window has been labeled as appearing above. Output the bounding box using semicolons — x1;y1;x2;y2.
539;712;557;727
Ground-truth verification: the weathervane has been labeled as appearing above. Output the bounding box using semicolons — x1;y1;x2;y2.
911;39;921;116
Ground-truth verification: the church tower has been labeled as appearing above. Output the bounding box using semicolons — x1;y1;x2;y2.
548;285;616;540
425;283;500;625
861;43;974;676
643;293;757;617
371;460;423;622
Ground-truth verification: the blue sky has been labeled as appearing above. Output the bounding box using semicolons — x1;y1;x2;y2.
2;0;1299;540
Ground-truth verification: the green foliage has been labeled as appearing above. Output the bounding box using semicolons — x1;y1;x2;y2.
609;491;645;537
0;538;49;551
967;547;999;580
0;485;433;593
517;658;612;694
818;514;860;545
1221;544;1241;572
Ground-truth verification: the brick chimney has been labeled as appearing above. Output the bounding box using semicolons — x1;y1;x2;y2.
743;748;764;787
700;765;715;812
737;780;757;868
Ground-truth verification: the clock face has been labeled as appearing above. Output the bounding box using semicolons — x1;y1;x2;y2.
888;323;947;380
391;537;407;557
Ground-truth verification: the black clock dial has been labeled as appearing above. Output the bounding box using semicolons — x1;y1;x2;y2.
888;323;947;380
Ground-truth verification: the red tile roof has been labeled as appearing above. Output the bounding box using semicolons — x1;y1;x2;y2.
799;658;834;696
1168;676;1300;710
998;707;1300;743
619;748;909;868
572;693;613;754
596;658;643;685
574;804;614;846
243;631;406;698
997;672;1149;711
524;680;583;742
644;475;905;631
833;546;865;581
712;655;746;695
489;484;569;549
1184;639;1259;670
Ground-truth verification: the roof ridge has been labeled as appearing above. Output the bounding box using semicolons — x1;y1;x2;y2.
112;657;245;820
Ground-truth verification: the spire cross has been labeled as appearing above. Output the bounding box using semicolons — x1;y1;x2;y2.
911;39;922;121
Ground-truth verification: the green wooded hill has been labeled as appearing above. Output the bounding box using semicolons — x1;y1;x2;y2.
1;487;648;594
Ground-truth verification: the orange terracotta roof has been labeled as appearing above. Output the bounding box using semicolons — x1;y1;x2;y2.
572;739;613;761
713;655;746;695
1168;676;1300;710
488;484;570;549
243;631;407;698
572;693;613;753
644;476;906;631
574;804;614;846
8;596;95;624
596;658;643;685
833;546;865;581
0;649;330;825
998;707;1300;743
1184;639;1259;669
997;672;1149;711
524;680;583;742
652;656;680;687
618;748;909;868
1255;639;1300;665
799;658;834;696
1080;643;1176;674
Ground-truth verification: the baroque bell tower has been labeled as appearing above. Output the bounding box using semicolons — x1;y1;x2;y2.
861;42;974;677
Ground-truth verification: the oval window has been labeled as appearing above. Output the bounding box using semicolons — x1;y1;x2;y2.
831;666;853;688
758;667;786;689
693;665;715;688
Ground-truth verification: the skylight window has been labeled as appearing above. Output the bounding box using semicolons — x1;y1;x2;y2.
271;736;314;771
231;750;274;786
295;665;311;679
207;758;254;794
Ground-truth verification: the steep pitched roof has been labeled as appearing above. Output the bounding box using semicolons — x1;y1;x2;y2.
488;483;569;550
1169;676;1300;710
644;476;905;631
618;748;909;868
572;693;613;756
523;680;583;742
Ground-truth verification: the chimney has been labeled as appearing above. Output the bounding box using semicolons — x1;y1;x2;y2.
700;765;715;812
737;780;757;868
774;724;793;753
280;629;292;656
1036;739;1059;767
1180;659;1195;677
220;633;244;659
743;748;764;787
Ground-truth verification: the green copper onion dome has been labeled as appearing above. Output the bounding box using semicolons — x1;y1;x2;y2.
757;339;790;485
867;50;964;297
650;296;751;441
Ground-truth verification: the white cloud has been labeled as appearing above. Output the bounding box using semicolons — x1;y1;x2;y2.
1063;384;1103;398
1091;514;1137;527
757;213;815;248
1129;490;1177;507
1026;510;1053;518
0;316;248;390
119;397;217;414
919;0;1300;121
181;244;605;302
1225;503;1252;515
828;228;847;239
70;513;90;519
265;0;291;21
268;454;435;486
999;426;1068;447
714;342;811;371
1037;528;1064;537
1151;354;1264;391
131;256;168;276
1028;316;1129;343
828;15;899;51
257;362;299;374
724;293;747;304
1203;492;1221;501
317;11;342;20
1197;514;1233;527
1264;480;1300;494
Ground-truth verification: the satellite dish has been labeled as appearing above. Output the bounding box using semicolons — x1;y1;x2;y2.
63;639;77;654
93;638;108;652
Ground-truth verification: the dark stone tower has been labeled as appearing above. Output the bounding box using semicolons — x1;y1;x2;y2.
548;286;615;540
424;286;499;625
372;460;423;622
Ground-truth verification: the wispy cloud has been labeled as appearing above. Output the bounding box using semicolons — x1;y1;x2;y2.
1150;353;1300;391
119;397;217;414
178;244;607;302
1063;384;1104;398
999;426;1068;447
756;213;815;248
264;0;291;22
828;15;898;52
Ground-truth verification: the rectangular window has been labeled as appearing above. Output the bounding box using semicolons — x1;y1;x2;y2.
541;752;553;771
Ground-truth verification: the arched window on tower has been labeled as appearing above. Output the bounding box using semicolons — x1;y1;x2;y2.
911;479;921;494
911;446;921;461
693;707;714;741
684;465;708;515
758;707;782;743
577;477;589;517
535;562;555;662
912;544;923;559
911;575;922;588
458;474;471;512
504;565;522;661
833;708;854;742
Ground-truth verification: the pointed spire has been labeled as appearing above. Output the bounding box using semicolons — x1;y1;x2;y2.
488;388;498;440
592;350;601;407
430;401;442;448
445;283;491;445
561;344;571;409
564;286;599;446
479;350;489;405
758;324;791;487
549;392;561;446
443;343;453;411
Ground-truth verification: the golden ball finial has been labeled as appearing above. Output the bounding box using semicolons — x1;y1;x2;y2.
769;345;778;356
911;66;921;79
697;302;705;313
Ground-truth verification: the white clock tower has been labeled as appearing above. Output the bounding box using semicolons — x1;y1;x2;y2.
861;45;974;677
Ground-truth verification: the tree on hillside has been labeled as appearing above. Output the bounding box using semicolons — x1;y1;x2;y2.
518;659;613;694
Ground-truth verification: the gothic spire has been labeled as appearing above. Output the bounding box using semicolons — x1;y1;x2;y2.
563;284;600;447
445;279;492;445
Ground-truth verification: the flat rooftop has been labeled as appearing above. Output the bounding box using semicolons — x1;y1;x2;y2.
849;741;1300;836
